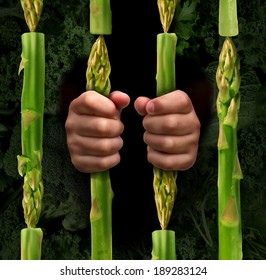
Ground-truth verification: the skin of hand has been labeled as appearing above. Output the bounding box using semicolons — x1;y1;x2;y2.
66;89;200;173
134;90;201;171
65;90;130;173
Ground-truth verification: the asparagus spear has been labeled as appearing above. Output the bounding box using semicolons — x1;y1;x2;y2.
86;0;113;260
219;0;239;37
90;0;112;35
151;0;179;260
152;229;176;260
216;0;243;260
18;0;45;260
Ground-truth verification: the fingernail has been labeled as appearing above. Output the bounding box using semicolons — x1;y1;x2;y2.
147;102;155;114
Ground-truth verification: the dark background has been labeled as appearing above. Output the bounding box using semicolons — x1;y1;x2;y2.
0;0;266;259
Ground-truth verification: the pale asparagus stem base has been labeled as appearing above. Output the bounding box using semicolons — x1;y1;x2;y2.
86;36;113;259
151;230;176;260
90;0;112;35
21;228;43;260
219;0;238;37
90;171;113;260
216;37;243;260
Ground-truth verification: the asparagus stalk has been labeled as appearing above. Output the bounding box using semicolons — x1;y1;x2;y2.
219;0;239;37
151;0;179;260
152;230;176;260
216;0;243;260
18;0;45;260
90;0;112;35
86;0;113;260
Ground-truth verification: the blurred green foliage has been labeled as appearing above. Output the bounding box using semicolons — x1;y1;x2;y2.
0;0;266;259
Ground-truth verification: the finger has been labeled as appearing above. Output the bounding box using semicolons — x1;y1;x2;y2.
143;132;199;154
70;90;117;117
134;96;151;116
109;91;130;112
70;153;121;173
67;135;123;157
66;114;124;137
147;147;197;171
143;113;200;136
146;90;193;115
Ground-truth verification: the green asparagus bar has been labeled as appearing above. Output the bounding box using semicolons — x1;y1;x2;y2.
18;32;45;229
219;0;238;37
86;35;113;260
18;0;45;260
216;37;242;260
90;0;112;35
153;32;178;260
19;0;45;260
217;0;242;260
156;33;177;98
21;228;43;260
152;230;176;260
151;0;178;260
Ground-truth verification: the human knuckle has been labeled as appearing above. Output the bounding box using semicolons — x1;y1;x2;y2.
96;119;110;134
96;159;109;171
116;121;124;137
143;132;149;144
97;139;109;154
84;91;95;106
99;138;120;154
160;161;172;170
193;116;201;131
70;155;84;172
99;154;120;170
68;100;76;112
187;133;200;149
164;116;178;131
66;138;77;153
179;92;192;108
179;155;196;170
161;137;175;152
65;118;74;133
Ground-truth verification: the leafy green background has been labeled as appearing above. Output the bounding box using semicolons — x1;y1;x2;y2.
0;0;266;259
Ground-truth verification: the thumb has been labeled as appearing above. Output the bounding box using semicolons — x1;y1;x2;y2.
109;91;130;112
134;96;151;116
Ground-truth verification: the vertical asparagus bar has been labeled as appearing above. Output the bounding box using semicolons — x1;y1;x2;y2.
18;0;45;260
151;0;179;260
87;0;113;260
219;0;238;37
216;37;242;260
90;0;112;35
216;0;242;260
86;36;113;259
154;33;178;230
152;230;176;260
